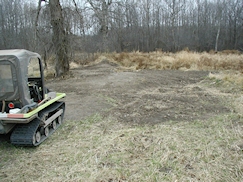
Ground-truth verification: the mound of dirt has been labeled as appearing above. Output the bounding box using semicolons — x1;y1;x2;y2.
46;60;231;124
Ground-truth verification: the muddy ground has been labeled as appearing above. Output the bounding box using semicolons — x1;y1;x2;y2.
46;60;231;124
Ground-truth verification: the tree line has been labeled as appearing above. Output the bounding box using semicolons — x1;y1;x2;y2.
0;0;242;54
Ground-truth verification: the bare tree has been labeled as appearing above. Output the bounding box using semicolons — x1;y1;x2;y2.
163;0;183;51
1;0;243;53
0;3;7;48
49;0;70;76
87;0;112;52
214;0;224;52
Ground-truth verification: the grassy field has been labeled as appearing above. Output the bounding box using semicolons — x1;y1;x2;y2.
1;114;243;181
1;50;243;181
106;50;243;71
87;50;243;87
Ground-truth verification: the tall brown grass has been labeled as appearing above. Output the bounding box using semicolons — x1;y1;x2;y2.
68;50;243;86
89;50;242;87
105;50;243;72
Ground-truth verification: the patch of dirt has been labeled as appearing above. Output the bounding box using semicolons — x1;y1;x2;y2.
46;60;231;124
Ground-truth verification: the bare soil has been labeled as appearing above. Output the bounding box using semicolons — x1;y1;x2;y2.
46;60;231;124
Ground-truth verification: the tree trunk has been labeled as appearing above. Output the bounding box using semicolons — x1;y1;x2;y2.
49;0;69;77
87;0;112;52
215;26;220;52
0;4;7;48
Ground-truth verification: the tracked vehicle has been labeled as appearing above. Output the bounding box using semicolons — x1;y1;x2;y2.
0;49;65;146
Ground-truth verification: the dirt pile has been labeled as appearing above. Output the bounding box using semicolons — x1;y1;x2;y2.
46;60;231;124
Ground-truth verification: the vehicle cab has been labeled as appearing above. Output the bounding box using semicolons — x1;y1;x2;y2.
0;49;45;133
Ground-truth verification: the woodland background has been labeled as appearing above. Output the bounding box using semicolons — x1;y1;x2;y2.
0;0;242;56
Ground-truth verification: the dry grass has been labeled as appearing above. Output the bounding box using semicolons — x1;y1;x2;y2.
1;50;243;181
98;50;243;87
46;50;243;82
0;114;243;181
46;50;243;73
105;51;243;72
208;71;243;86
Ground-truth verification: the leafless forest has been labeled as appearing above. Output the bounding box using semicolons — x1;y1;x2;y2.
0;0;242;55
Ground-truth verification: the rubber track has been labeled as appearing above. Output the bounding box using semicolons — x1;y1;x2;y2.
10;101;65;146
